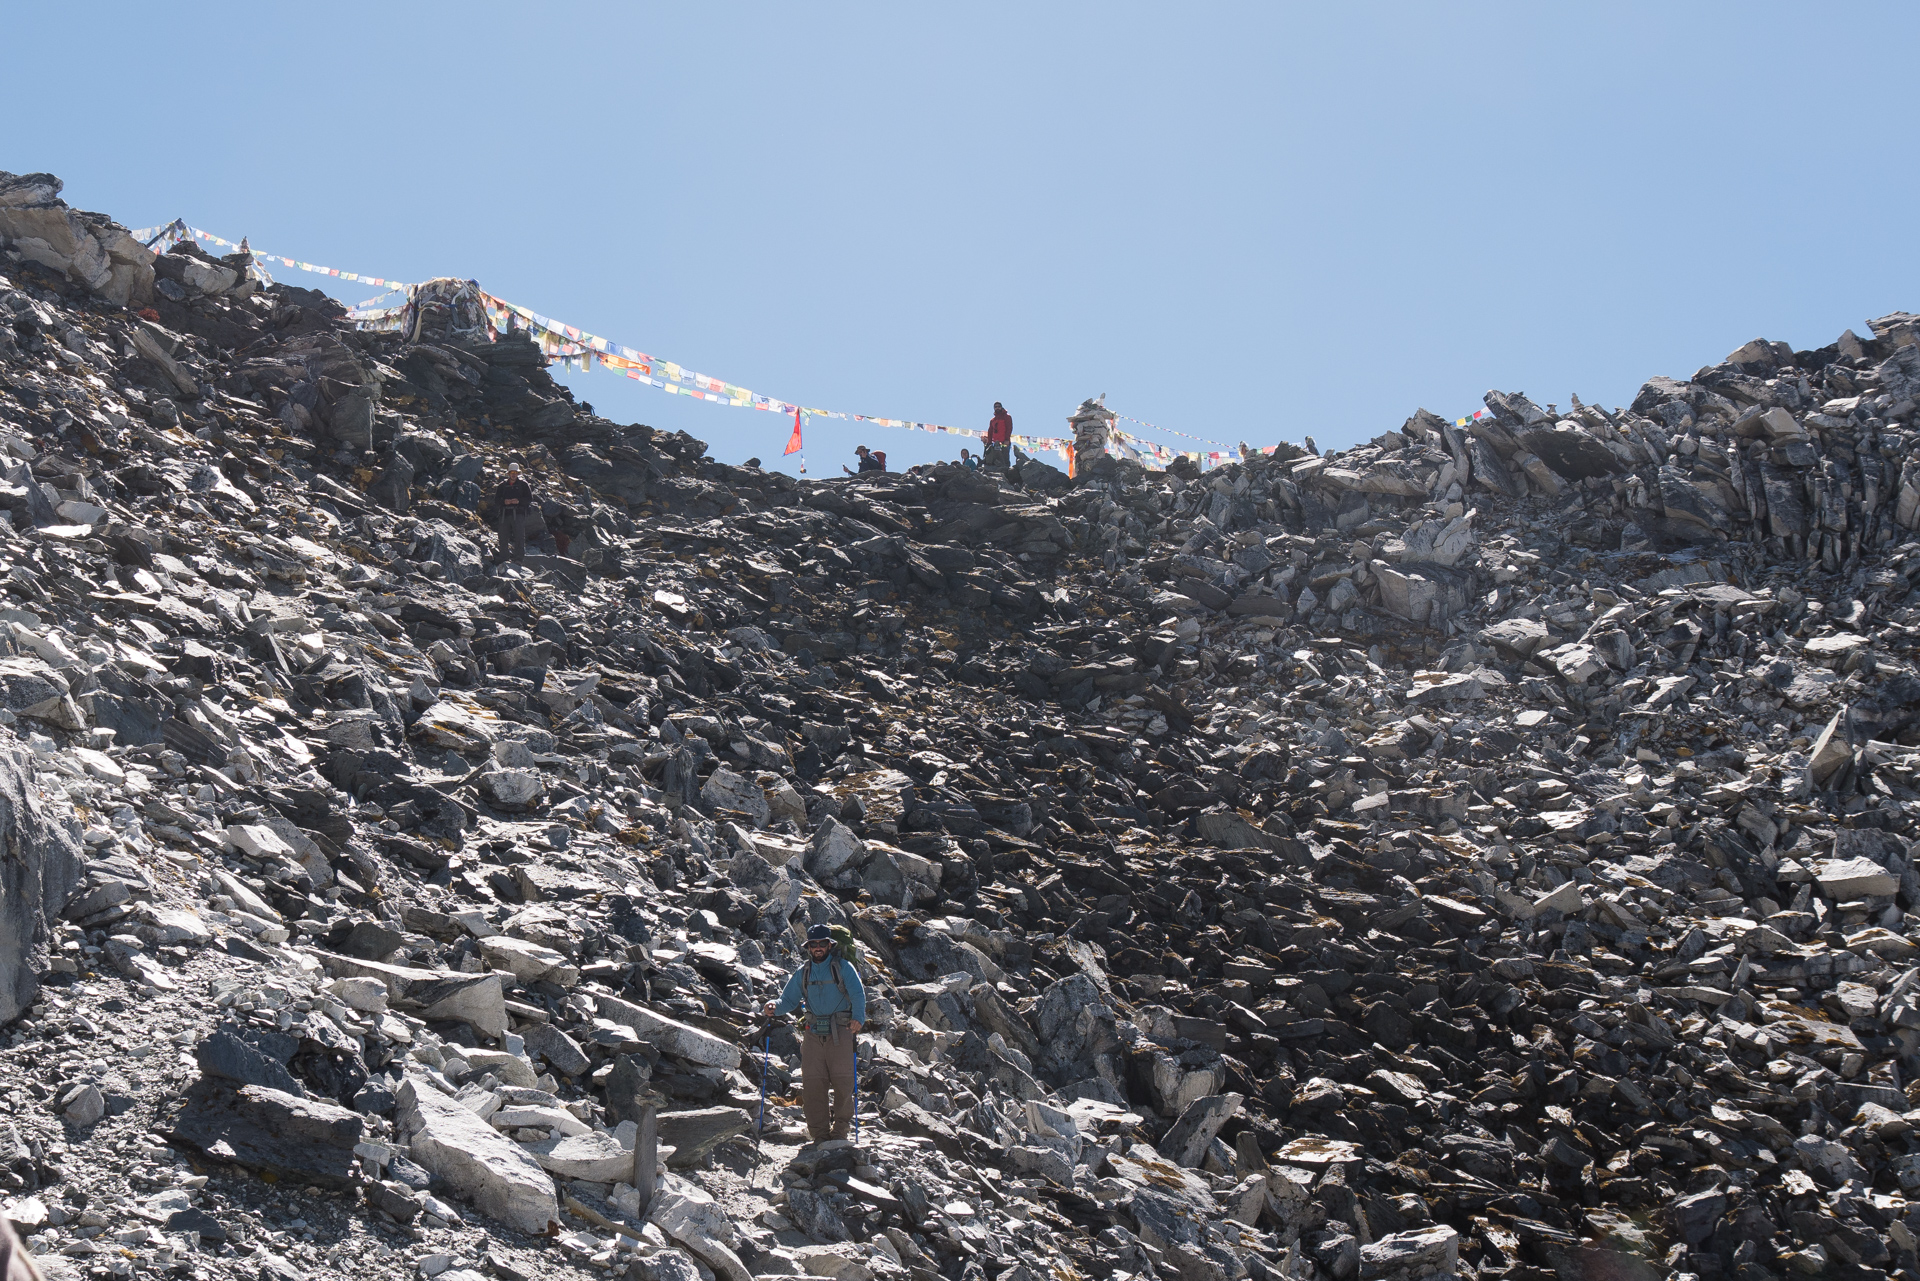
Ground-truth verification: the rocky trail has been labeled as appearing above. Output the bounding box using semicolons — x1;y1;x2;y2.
1;168;1919;1281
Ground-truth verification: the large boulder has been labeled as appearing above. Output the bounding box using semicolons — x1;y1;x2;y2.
1194;807;1275;852
651;1178;751;1281
1032;973;1121;1086
0;171;155;305
169;1079;364;1189
193;1028;305;1096
808;816;868;881
0;741;83;1022
700;767;771;826
312;954;507;1038
1359;1226;1460;1281
396;1077;558;1234
1518;423;1625;480
595;993;742;1069
1161;1093;1243;1168
657;1107;753;1168
526;1131;634;1182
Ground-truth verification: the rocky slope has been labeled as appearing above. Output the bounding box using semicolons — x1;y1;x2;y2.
0;168;1917;1281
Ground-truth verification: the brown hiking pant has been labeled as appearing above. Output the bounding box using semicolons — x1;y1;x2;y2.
799;1021;856;1140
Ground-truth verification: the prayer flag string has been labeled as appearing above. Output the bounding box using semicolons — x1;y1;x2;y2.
127;219;1472;472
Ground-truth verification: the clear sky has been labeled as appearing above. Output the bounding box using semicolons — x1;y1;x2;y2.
6;4;1916;476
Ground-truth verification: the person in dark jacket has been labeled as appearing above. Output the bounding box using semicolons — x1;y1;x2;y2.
843;445;886;476
495;461;533;562
764;923;866;1142
984;402;1012;469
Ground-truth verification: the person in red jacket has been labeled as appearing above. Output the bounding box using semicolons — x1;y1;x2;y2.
984;402;1012;470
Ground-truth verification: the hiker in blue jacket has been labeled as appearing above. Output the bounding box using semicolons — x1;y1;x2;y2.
764;924;866;1142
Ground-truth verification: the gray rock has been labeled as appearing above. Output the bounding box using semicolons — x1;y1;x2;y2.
170;1079;364;1188
194;1030;305;1096
165;1207;228;1241
1032;973;1120;1085
365;1179;422;1224
1159;1092;1242;1168
785;1187;851;1242
1664;1188;1726;1246
807;817;867;881
478;768;545;811
1311;1231;1361;1280
602;1051;658;1124
59;1083;105;1128
1009;1143;1074;1186
409;972;508;1039
651;1182;752;1281
632;1249;707;1281
656;1107;752;1168
520;1021;590;1077
339;920;409;960
0;743;82;1022
1359;1226;1458;1281
1477;617;1549;658
395;1076;558;1235
594;993;742;1069
700;767;770;826
1193;807;1274;851
1518;423;1624;480
1813;856;1900;898
525;1131;633;1182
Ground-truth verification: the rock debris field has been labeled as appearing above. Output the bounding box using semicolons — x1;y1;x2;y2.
0;169;1918;1281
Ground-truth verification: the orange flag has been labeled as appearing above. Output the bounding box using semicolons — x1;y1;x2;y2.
784;407;803;456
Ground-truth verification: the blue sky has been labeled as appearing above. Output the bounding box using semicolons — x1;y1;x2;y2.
6;4;1916;475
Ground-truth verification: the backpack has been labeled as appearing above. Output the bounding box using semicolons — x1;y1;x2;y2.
825;924;860;969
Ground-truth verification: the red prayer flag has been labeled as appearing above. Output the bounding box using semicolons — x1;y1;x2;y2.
783;407;803;456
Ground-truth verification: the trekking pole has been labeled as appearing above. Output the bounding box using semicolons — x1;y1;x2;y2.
852;1033;861;1144
756;1023;771;1166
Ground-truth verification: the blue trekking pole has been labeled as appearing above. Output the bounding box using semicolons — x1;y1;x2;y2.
852;1031;861;1143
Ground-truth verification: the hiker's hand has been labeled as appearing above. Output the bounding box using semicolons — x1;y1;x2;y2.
848;1020;862;1033
762;1002;777;1018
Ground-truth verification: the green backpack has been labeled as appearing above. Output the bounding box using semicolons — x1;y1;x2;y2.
825;924;861;969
